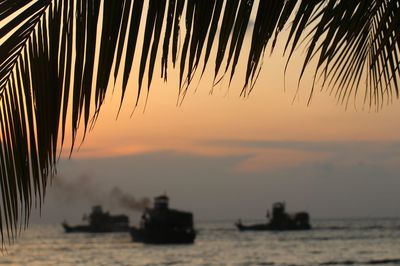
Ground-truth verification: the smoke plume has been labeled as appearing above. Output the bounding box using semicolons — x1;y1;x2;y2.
109;187;150;211
52;174;150;212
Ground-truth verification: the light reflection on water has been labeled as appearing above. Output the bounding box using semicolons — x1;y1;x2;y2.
0;219;399;266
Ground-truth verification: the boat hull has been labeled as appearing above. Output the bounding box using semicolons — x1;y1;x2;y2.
62;223;129;233
130;227;196;244
236;222;311;231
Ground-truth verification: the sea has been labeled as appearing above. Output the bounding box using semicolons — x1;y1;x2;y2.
0;218;399;266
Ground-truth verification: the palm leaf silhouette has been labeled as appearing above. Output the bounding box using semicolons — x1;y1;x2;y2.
0;0;399;245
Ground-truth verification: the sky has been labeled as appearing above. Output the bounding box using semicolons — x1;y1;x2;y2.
31;7;400;225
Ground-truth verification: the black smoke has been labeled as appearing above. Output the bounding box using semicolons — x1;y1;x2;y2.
53;174;150;212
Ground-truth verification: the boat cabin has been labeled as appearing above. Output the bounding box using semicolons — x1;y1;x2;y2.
131;195;196;244
272;202;286;219
62;205;130;233
154;195;169;210
88;205;129;230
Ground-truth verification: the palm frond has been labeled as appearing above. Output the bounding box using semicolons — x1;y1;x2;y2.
0;0;399;245
0;0;52;245
284;0;400;107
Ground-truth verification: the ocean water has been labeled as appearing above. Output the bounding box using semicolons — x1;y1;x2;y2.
0;218;399;266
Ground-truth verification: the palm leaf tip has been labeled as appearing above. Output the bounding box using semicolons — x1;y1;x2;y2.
284;0;400;107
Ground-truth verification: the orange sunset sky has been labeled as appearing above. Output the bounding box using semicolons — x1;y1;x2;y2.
32;8;400;223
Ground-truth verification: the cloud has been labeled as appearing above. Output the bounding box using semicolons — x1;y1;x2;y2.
202;139;400;171
41;140;400;222
203;139;400;152
234;149;330;173
65;138;400;174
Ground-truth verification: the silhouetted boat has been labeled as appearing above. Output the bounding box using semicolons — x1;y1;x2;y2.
130;195;196;244
62;206;130;233
236;202;311;231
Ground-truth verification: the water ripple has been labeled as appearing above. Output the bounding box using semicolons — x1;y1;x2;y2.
0;219;399;266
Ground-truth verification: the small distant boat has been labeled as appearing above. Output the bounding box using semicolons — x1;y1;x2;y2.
236;202;311;231
130;195;196;244
62;206;130;233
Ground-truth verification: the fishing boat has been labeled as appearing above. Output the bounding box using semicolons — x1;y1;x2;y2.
62;205;130;233
130;195;196;244
236;202;311;231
